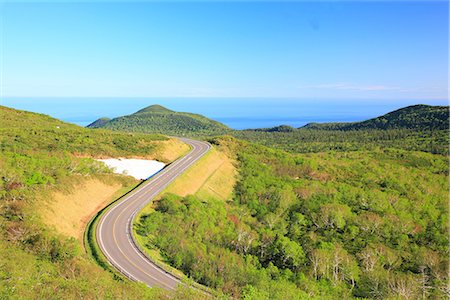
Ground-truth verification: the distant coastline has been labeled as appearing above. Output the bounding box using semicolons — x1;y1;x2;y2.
3;97;448;130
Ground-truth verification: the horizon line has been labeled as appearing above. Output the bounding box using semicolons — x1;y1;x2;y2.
2;96;449;101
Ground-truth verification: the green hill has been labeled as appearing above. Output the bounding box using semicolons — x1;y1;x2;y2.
88;104;230;136
0;105;178;158
86;116;111;128
301;104;449;130
233;105;449;155
0;106;197;299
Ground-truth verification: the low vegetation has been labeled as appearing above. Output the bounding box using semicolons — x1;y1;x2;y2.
158;147;236;201
136;137;448;299
131;143;236;297
0;106;195;298
0;105;191;161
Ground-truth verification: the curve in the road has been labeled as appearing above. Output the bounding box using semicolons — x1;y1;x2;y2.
97;138;211;290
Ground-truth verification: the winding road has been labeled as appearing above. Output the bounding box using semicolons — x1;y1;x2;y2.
97;138;211;290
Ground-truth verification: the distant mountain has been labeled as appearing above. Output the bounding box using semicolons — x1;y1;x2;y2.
301;104;449;131
86;117;111;128
87;104;230;136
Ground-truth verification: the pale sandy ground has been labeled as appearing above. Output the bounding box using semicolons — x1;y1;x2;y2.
40;179;123;240
98;158;165;180
40;158;165;239
39;147;182;240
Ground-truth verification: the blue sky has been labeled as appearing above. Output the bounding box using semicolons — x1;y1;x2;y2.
1;1;448;100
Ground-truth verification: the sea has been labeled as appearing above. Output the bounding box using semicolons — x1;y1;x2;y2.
2;97;448;130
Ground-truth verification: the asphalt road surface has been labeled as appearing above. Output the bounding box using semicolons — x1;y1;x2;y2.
97;138;211;290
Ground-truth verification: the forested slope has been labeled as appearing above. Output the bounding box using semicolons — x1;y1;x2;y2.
301;105;449;130
234;105;449;155
233;128;448;155
136;136;449;299
0;106;197;298
88;104;230;137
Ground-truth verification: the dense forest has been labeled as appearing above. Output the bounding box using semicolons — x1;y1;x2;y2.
88;104;230;137
233;128;448;155
234;105;449;155
136;136;449;299
0;106;201;299
300;105;449;130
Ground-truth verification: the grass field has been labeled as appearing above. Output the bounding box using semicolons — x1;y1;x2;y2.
153;138;191;163
159;147;236;200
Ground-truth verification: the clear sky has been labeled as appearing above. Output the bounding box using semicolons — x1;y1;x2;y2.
1;1;448;100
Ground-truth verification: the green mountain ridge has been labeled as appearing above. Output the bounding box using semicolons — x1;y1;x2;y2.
91;104;449;136
300;104;449;131
233;104;449;155
88;104;230;136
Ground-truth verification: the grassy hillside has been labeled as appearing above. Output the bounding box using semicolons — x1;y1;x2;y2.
158;147;236;201
0;106;198;298
301;105;449;130
136;136;449;299
88;104;230;137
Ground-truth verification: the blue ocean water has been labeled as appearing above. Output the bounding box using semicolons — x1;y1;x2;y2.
2;97;448;130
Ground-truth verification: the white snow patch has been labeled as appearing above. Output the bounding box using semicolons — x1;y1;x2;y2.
98;158;165;180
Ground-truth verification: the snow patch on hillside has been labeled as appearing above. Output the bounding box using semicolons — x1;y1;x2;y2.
98;158;165;180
